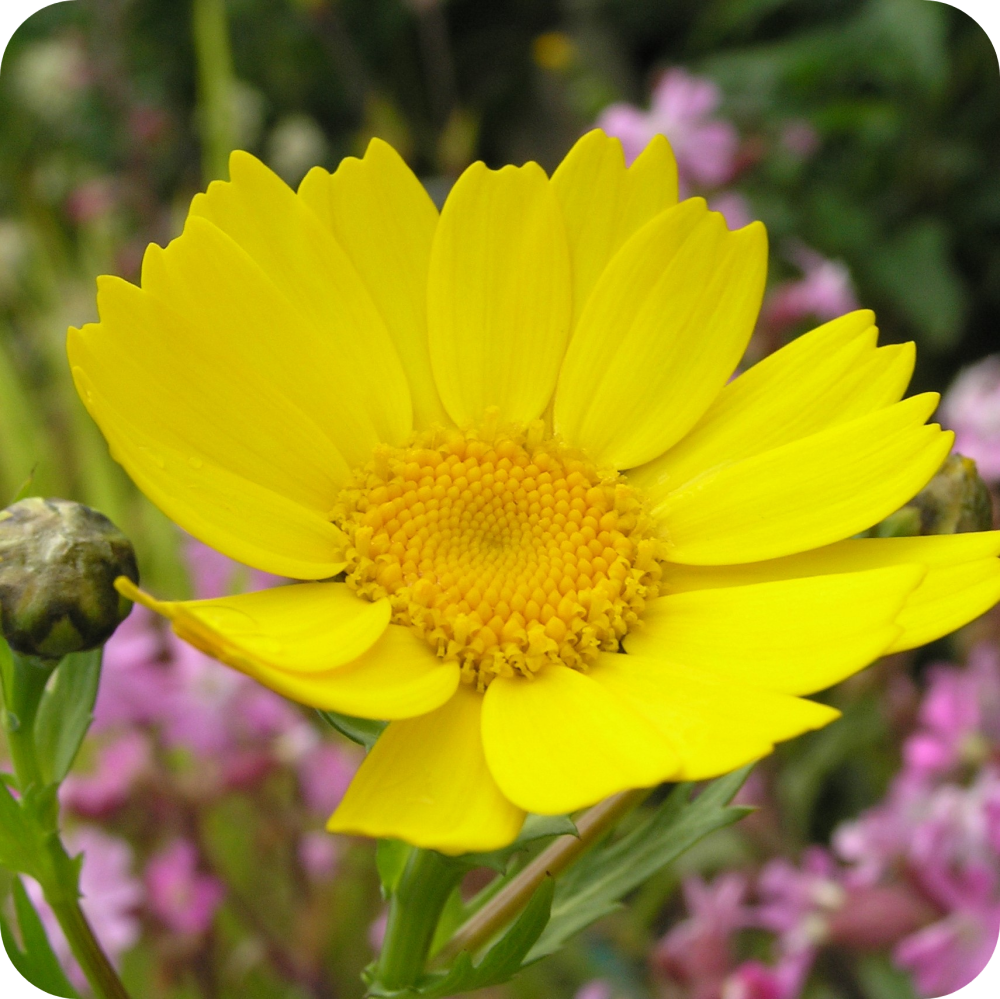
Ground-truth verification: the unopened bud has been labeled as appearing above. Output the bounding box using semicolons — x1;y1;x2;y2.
875;454;994;537
0;498;138;659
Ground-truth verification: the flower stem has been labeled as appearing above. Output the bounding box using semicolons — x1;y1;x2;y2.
3;650;134;999
46;870;133;999
192;0;236;184
375;848;464;990
439;788;650;962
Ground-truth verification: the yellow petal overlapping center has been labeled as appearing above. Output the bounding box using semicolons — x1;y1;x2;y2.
70;129;1000;855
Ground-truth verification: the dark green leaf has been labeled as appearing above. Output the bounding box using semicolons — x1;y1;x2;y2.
376;839;414;898
0;877;79;997
387;877;555;998
527;767;752;961
34;649;103;785
317;709;386;750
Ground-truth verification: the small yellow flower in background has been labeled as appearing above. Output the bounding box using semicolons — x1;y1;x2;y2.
68;130;1000;855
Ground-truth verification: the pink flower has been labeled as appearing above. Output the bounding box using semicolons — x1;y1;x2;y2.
722;954;813;999
26;827;143;987
145;839;225;936
296;741;360;817
653;873;751;998
60;730;152;816
575;981;613;999
895;906;1000;997
755;848;845;952
941;355;1000;483
761;246;859;334
597;67;739;191
93;604;172;732
299;831;340;881
184;534;282;599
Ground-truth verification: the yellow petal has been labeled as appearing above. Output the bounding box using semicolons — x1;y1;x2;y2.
329;686;525;854
624;564;924;695
71;362;347;579
554;200;767;469
427;160;572;427
590;653;840;781
185;150;412;465
659;532;1000;653
551;130;678;323
119;579;459;717
631;311;915;497
654;394;953;564
299;139;449;430
481;666;679;815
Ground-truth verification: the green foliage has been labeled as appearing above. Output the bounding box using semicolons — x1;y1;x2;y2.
527;768;753;961
318;709;387;750
0;778;42;880
33;648;102;785
0;876;79;997
373;878;556;999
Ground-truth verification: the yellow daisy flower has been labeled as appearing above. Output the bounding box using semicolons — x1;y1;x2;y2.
69;130;1000;855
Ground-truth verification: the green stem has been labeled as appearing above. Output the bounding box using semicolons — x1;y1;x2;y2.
439;788;650;962
192;0;236;184
3;652;133;999
376;849;464;991
46;853;133;999
3;653;54;794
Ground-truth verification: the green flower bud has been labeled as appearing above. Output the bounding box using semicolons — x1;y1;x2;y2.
0;498;138;659
875;454;994;537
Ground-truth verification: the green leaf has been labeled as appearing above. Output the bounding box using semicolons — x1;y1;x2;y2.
0;877;79;997
34;649;103;785
0;778;43;879
377;839;414;898
527;767;753;961
317;709;386;750
388;878;555;998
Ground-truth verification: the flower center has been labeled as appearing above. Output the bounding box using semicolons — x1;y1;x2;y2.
332;421;666;688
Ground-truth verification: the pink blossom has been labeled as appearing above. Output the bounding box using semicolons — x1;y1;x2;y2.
895;906;1000;997
184;534;282;599
296;741;359;817
60;730;152;816
653;873;751;998
755;848;845;952
145;839;225;936
26;827;144;987
93;604;172;732
941;356;1000;483
299;831;340;881
709;191;754;230
723;953;813;999
575;981;613;999
761;247;859;334
597;67;739;191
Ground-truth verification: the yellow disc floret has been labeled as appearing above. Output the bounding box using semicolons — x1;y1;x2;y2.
332;421;667;688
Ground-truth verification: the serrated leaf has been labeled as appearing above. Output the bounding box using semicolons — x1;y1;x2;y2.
376;839;414;898
34;649;103;785
0;877;79;997
317;709;387;750
0;778;42;879
526;767;753;961
389;877;555;998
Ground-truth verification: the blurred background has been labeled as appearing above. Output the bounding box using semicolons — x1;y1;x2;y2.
1;1;1000;998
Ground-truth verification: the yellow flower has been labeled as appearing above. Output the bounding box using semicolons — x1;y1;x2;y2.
69;131;1000;855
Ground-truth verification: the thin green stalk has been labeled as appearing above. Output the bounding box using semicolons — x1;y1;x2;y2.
3;651;133;999
46;861;133;999
192;0;236;183
439;788;650;962
376;848;464;990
